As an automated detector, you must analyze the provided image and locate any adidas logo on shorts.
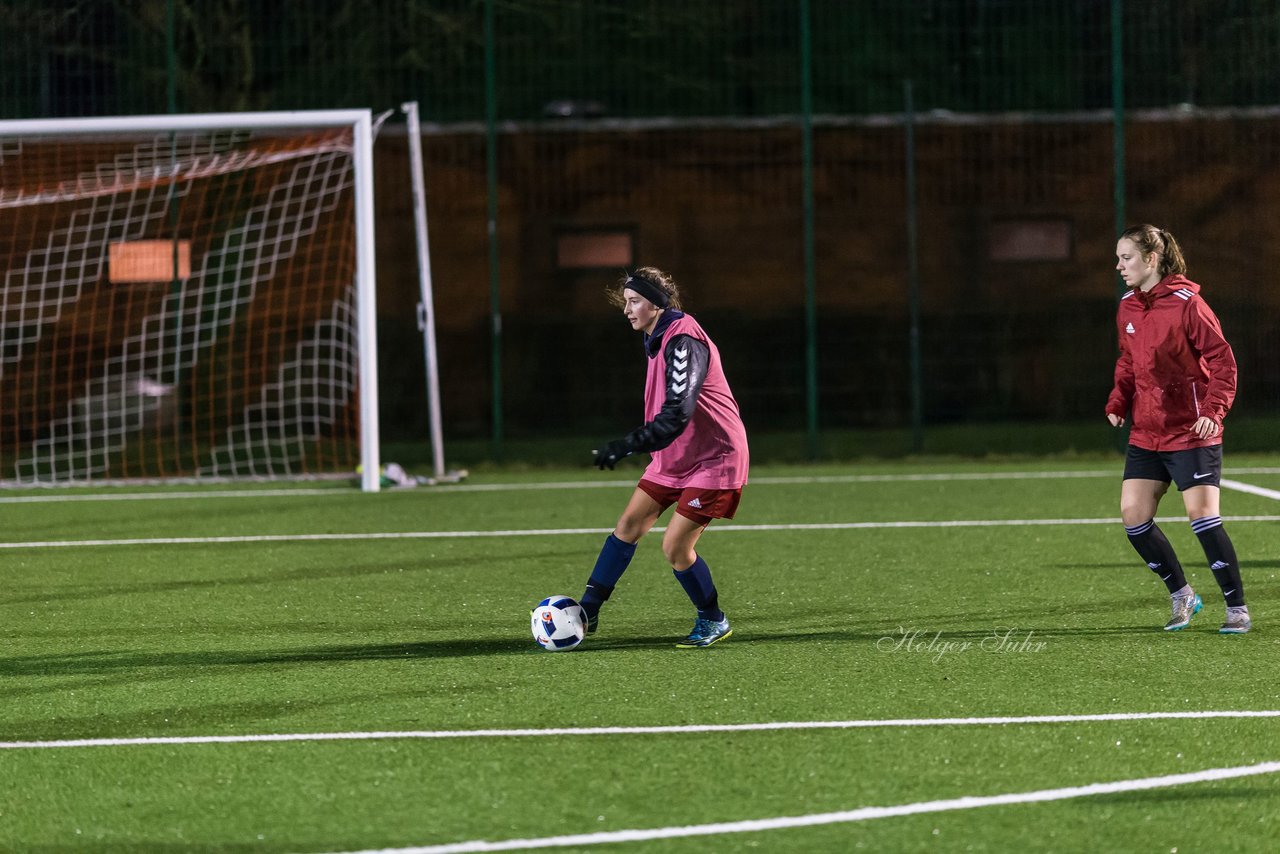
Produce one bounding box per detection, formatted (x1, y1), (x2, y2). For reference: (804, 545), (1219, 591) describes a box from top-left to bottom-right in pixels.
(687, 497), (703, 509)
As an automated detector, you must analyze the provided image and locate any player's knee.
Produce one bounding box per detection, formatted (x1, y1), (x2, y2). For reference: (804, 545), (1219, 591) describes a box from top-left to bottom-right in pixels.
(661, 541), (695, 568)
(613, 517), (648, 543)
(1182, 495), (1218, 521)
(1119, 499), (1151, 527)
(1120, 484), (1166, 526)
(613, 526), (643, 544)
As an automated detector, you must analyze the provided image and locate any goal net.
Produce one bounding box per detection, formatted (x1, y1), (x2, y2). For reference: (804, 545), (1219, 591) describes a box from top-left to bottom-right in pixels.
(0, 110), (382, 490)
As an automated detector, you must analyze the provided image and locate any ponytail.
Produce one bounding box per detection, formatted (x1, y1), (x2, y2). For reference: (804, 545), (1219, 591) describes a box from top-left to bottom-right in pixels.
(1121, 224), (1187, 277)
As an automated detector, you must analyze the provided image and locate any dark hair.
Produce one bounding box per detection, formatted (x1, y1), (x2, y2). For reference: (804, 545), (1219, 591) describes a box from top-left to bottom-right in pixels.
(1120, 224), (1188, 277)
(607, 266), (682, 310)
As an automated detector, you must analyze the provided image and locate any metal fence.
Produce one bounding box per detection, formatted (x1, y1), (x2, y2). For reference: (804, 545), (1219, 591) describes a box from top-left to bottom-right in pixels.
(4, 1), (1280, 458)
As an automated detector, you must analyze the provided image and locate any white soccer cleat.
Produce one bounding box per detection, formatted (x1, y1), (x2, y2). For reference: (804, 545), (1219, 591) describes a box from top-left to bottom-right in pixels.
(1164, 591), (1202, 631)
(1219, 606), (1252, 635)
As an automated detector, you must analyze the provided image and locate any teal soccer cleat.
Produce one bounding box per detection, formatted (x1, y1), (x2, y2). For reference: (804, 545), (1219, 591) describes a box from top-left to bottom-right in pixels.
(676, 616), (732, 648)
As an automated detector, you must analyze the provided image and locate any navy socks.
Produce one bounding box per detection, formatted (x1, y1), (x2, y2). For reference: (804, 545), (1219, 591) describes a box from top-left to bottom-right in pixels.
(580, 534), (637, 617)
(673, 555), (723, 621)
(583, 536), (726, 624)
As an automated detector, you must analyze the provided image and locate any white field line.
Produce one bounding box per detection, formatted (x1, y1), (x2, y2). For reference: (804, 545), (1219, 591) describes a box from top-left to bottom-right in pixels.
(0, 472), (1273, 549)
(6, 516), (1280, 550)
(0, 488), (343, 504)
(321, 760), (1280, 854)
(0, 474), (1080, 504)
(435, 467), (1280, 489)
(1221, 478), (1280, 501)
(1, 467), (1278, 503)
(3, 710), (1279, 751)
(0, 528), (609, 548)
(0, 473), (1112, 503)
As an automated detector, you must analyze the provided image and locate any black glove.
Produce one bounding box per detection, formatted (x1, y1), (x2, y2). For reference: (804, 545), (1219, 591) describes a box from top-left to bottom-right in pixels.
(593, 439), (632, 470)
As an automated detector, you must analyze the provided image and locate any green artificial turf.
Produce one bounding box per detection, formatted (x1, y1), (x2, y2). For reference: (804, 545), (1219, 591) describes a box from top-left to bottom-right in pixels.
(1, 457), (1277, 852)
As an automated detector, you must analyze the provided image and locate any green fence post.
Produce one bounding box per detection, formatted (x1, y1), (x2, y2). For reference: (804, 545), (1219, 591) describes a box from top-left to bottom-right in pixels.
(905, 80), (923, 454)
(1111, 0), (1129, 454)
(485, 0), (504, 462)
(800, 0), (818, 459)
(1111, 0), (1126, 254)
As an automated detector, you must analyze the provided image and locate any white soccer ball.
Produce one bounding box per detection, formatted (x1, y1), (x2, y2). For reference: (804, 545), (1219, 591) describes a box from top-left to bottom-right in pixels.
(531, 595), (587, 651)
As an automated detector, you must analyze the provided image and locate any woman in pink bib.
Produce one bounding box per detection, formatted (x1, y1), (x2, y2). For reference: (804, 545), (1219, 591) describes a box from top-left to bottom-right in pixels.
(582, 267), (749, 648)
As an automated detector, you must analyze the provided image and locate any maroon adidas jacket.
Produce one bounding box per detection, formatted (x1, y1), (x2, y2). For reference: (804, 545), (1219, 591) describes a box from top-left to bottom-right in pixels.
(1105, 275), (1237, 452)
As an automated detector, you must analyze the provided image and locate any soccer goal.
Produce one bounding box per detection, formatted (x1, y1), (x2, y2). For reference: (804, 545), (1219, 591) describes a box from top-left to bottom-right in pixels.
(0, 110), (383, 491)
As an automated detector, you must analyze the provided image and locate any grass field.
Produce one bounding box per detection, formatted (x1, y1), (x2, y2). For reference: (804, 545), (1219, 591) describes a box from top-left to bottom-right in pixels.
(2, 454), (1278, 852)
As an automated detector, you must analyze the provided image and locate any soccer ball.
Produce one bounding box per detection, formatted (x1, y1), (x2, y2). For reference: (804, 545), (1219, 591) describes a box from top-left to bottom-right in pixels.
(531, 595), (587, 651)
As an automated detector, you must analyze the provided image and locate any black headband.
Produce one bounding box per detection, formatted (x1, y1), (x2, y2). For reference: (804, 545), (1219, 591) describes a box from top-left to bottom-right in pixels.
(623, 274), (670, 309)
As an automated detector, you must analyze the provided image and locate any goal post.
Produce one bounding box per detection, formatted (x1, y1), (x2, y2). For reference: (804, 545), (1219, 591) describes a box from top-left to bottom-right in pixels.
(0, 109), (382, 491)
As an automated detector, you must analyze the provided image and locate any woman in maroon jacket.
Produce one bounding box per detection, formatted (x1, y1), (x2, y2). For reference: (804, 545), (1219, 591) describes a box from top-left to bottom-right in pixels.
(1105, 224), (1250, 634)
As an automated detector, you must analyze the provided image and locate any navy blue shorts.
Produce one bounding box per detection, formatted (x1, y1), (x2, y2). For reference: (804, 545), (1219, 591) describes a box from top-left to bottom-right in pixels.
(1123, 444), (1222, 491)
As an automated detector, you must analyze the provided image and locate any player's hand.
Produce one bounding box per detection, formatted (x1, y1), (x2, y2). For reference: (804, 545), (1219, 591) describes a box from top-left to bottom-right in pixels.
(1191, 416), (1221, 439)
(592, 440), (632, 470)
(1106, 413), (1125, 428)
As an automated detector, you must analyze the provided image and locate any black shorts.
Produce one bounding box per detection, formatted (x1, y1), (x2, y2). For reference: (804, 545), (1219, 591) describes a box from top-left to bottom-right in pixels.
(1123, 444), (1222, 491)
